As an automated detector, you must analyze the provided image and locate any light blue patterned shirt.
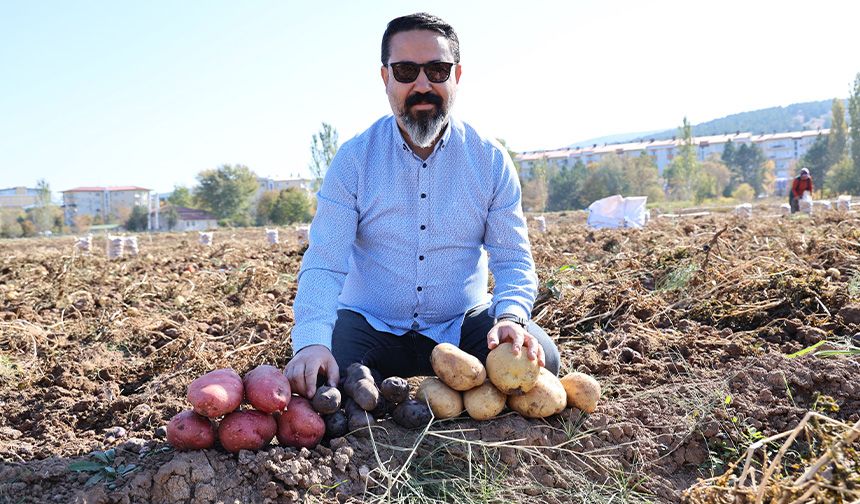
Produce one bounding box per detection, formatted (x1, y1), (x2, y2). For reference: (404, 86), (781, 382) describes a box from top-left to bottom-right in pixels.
(291, 115), (536, 352)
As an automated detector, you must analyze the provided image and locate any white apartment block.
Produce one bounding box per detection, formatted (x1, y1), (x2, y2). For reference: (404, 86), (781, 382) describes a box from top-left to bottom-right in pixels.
(61, 186), (151, 225)
(517, 129), (830, 195)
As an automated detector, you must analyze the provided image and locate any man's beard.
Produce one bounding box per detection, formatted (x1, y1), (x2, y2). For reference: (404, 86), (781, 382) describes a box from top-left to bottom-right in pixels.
(398, 92), (453, 148)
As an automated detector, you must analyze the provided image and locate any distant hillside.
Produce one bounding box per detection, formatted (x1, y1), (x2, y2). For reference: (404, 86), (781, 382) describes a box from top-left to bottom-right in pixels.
(636, 99), (836, 142)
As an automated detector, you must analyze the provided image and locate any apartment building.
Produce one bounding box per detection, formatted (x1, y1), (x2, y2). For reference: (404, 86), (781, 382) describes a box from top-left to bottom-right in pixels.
(256, 176), (314, 200)
(517, 128), (829, 194)
(0, 186), (41, 209)
(61, 186), (151, 225)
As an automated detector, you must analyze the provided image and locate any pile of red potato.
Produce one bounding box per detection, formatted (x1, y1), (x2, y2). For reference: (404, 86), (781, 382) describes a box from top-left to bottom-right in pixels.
(167, 343), (601, 452)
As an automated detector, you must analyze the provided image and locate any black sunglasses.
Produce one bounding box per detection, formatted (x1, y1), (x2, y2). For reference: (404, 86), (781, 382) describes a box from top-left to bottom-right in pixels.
(389, 61), (455, 84)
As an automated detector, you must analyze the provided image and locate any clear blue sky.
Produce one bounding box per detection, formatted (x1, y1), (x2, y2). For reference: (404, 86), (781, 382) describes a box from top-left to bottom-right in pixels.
(2, 0), (858, 197)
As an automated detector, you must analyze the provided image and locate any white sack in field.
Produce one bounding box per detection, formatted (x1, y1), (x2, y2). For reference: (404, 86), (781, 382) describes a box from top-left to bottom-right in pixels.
(586, 195), (648, 229)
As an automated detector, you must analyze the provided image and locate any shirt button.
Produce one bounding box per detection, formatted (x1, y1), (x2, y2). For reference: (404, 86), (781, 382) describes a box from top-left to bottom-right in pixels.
(416, 286), (422, 292)
(419, 255), (424, 260)
(420, 225), (426, 230)
(420, 193), (426, 198)
(413, 312), (418, 317)
(422, 162), (427, 168)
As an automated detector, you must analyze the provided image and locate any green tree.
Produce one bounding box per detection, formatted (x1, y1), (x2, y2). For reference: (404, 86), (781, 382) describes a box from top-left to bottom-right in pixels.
(270, 188), (312, 225)
(255, 190), (278, 226)
(309, 122), (339, 191)
(825, 156), (856, 195)
(125, 205), (149, 231)
(194, 164), (259, 225)
(849, 73), (860, 191)
(721, 140), (738, 195)
(827, 98), (848, 170)
(547, 160), (587, 211)
(31, 179), (53, 233)
(624, 153), (663, 201)
(0, 210), (23, 238)
(732, 183), (755, 202)
(721, 140), (736, 166)
(663, 118), (701, 201)
(799, 135), (828, 191)
(701, 156), (732, 198)
(168, 185), (193, 207)
(164, 207), (179, 231)
(580, 155), (626, 205)
(521, 157), (549, 211)
(730, 143), (766, 195)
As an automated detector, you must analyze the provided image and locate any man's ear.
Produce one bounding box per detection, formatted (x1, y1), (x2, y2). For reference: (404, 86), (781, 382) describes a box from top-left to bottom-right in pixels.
(381, 65), (389, 86)
(454, 64), (462, 84)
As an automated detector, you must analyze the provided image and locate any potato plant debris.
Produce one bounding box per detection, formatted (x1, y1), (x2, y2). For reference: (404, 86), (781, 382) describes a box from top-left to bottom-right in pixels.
(1, 212), (859, 503)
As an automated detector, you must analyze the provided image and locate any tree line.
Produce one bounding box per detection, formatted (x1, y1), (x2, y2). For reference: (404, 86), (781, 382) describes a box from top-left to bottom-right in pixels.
(1, 123), (339, 238)
(518, 72), (860, 211)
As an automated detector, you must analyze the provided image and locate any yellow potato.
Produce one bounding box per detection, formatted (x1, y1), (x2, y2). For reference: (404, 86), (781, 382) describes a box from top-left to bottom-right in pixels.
(430, 343), (487, 391)
(463, 381), (506, 420)
(486, 342), (540, 395)
(417, 377), (463, 419)
(560, 372), (601, 413)
(507, 368), (567, 419)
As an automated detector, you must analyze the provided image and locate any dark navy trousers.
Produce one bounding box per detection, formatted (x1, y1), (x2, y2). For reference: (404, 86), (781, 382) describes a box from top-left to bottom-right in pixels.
(330, 304), (560, 379)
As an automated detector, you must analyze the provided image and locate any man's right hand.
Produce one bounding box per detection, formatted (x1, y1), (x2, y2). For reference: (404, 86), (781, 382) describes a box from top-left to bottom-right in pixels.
(284, 344), (340, 399)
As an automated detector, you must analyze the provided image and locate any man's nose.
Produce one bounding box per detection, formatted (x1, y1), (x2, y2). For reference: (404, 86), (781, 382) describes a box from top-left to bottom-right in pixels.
(413, 68), (433, 91)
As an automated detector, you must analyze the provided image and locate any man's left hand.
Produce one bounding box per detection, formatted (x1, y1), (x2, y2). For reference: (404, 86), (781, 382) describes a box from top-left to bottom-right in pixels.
(487, 320), (545, 367)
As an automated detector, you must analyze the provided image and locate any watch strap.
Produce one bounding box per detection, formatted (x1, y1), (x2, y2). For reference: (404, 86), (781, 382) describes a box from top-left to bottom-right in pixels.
(495, 313), (528, 327)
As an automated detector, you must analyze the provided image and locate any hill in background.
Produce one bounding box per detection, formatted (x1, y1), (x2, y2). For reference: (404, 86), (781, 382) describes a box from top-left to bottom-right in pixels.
(570, 99), (837, 148)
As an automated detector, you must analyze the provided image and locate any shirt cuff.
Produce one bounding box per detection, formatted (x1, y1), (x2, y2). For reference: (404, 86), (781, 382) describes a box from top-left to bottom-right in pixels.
(492, 301), (530, 322)
(289, 323), (332, 354)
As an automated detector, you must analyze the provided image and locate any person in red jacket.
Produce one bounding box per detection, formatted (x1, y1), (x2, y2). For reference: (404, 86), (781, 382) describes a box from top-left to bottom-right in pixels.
(789, 168), (814, 213)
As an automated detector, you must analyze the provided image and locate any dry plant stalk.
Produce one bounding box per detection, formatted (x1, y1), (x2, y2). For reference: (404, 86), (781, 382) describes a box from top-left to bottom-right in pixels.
(683, 411), (860, 503)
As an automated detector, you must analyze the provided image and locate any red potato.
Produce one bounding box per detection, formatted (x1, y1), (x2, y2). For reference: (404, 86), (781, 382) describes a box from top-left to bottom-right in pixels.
(244, 364), (292, 413)
(166, 410), (216, 450)
(217, 410), (277, 453)
(187, 368), (244, 418)
(276, 396), (325, 449)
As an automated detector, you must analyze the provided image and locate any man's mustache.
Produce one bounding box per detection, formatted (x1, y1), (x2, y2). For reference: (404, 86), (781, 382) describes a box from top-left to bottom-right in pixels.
(406, 92), (443, 109)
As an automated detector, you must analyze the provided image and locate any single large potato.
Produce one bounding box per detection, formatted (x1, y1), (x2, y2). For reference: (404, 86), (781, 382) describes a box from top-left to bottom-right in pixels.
(217, 410), (277, 453)
(507, 368), (567, 419)
(187, 368), (244, 418)
(166, 410), (216, 450)
(417, 377), (463, 419)
(560, 372), (601, 413)
(463, 381), (506, 420)
(243, 364), (291, 414)
(277, 396), (325, 449)
(485, 342), (540, 395)
(430, 343), (487, 391)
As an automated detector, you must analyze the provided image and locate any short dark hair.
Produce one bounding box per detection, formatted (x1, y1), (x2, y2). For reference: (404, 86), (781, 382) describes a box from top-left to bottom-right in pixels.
(381, 12), (460, 66)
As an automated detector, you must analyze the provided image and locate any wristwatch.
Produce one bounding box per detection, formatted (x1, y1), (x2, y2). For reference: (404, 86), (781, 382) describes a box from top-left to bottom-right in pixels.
(495, 313), (528, 328)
